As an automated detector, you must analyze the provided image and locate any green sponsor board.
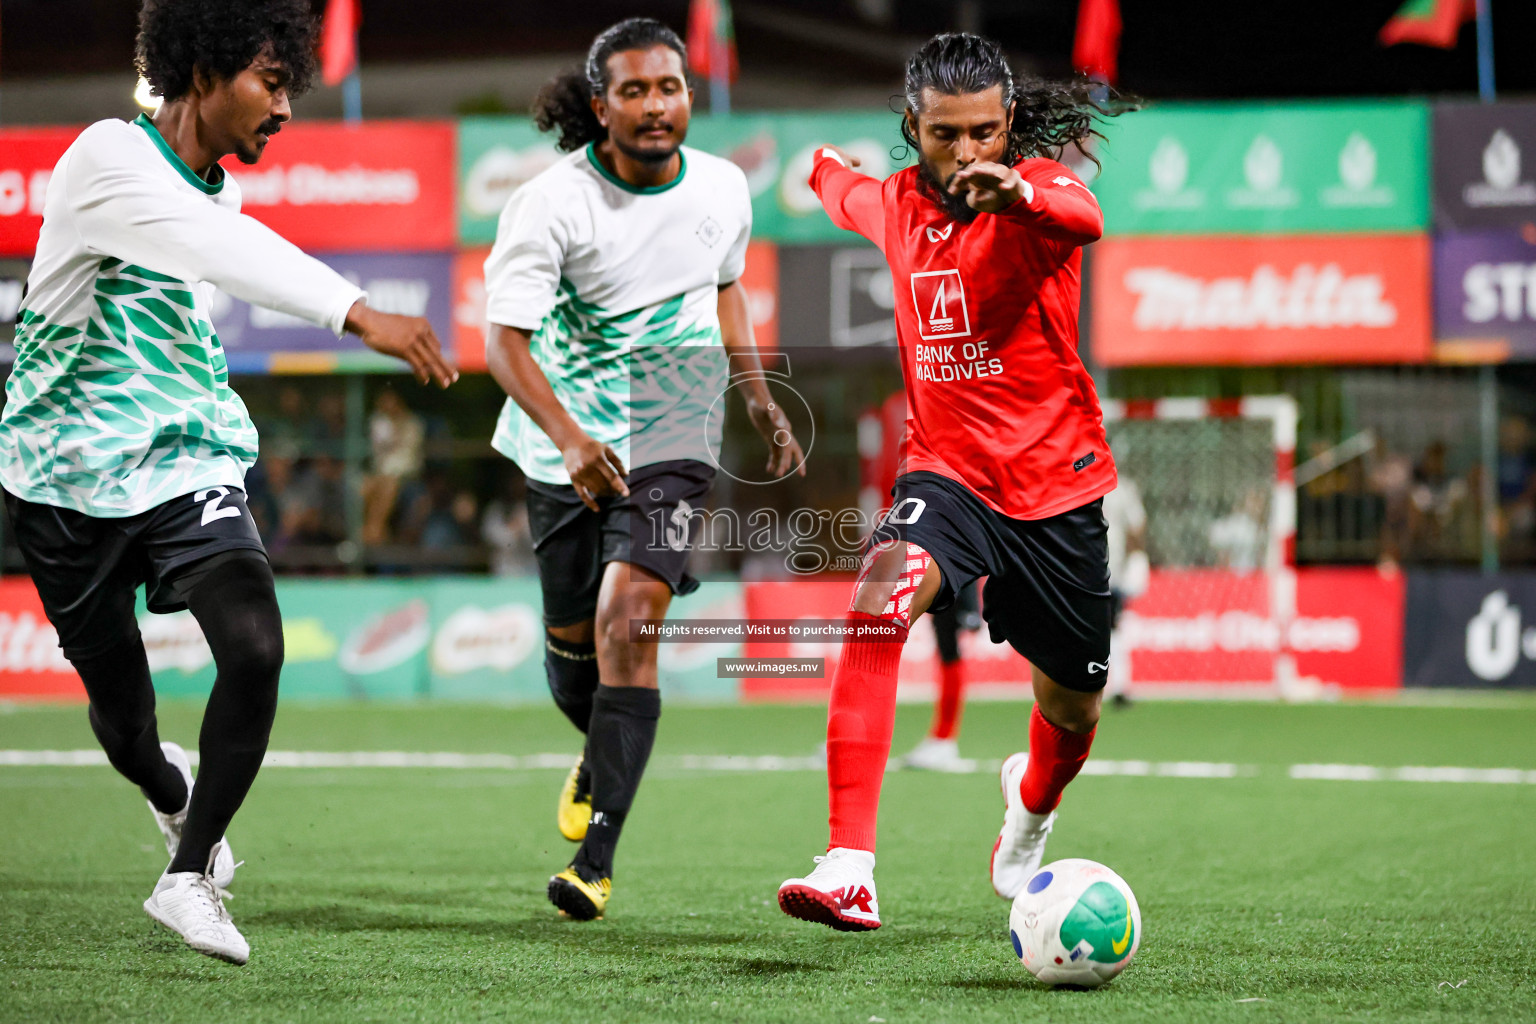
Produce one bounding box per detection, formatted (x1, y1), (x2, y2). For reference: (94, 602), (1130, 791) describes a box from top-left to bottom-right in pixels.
(141, 577), (742, 702)
(458, 112), (909, 246)
(1091, 100), (1429, 235)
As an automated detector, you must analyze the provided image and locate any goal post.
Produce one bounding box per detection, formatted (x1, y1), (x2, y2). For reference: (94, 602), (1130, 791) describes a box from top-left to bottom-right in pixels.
(1100, 396), (1306, 697)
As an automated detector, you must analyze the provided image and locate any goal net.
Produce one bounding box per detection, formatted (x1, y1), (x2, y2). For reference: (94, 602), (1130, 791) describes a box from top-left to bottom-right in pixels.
(1101, 396), (1303, 697)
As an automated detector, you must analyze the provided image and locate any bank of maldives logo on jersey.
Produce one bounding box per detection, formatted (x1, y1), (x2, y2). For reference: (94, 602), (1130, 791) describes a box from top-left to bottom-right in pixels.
(910, 269), (972, 341)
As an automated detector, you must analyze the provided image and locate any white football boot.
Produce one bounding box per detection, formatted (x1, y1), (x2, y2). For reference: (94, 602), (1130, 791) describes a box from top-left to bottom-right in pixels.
(902, 736), (978, 773)
(149, 742), (238, 888)
(990, 751), (1057, 900)
(778, 848), (881, 931)
(143, 841), (249, 965)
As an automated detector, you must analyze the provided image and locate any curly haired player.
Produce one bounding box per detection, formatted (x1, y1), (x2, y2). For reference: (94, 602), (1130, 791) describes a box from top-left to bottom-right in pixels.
(0, 0), (454, 964)
(776, 32), (1133, 931)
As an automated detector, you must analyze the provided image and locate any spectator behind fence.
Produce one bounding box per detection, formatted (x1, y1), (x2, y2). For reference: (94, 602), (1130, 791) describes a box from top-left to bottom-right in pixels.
(1498, 416), (1536, 561)
(482, 482), (536, 576)
(1370, 438), (1413, 569)
(362, 389), (424, 545)
(399, 468), (478, 552)
(1408, 440), (1472, 563)
(283, 454), (350, 547)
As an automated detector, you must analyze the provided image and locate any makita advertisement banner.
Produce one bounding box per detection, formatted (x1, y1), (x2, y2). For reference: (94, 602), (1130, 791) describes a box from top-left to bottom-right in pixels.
(211, 251), (453, 373)
(1404, 572), (1536, 688)
(1091, 234), (1432, 365)
(1092, 100), (1428, 236)
(1431, 101), (1536, 231)
(0, 127), (78, 257)
(1433, 229), (1536, 360)
(228, 121), (456, 252)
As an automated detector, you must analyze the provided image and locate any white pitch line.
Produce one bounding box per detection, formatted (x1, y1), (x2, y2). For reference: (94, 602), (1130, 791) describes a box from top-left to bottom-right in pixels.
(1290, 763), (1536, 784)
(2, 750), (1536, 784)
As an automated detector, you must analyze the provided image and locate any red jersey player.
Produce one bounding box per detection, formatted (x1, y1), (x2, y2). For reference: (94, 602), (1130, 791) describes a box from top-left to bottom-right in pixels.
(777, 32), (1131, 931)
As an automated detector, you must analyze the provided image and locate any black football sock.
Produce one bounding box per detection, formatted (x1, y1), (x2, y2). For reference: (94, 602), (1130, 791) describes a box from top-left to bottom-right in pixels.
(71, 637), (187, 814)
(168, 556), (283, 875)
(545, 632), (599, 734)
(574, 685), (661, 879)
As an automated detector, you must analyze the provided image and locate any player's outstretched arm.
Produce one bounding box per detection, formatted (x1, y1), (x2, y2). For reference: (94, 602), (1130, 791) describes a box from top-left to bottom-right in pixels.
(485, 322), (628, 511)
(344, 302), (457, 389)
(717, 280), (806, 479)
(809, 146), (886, 253)
(69, 128), (362, 336)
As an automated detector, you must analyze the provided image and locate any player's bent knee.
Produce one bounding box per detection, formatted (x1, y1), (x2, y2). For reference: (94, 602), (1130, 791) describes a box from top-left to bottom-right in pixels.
(850, 540), (934, 629)
(1034, 672), (1102, 734)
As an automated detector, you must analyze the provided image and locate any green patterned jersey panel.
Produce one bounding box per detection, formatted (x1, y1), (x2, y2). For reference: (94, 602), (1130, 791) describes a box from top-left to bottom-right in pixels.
(492, 279), (727, 483)
(0, 260), (257, 515)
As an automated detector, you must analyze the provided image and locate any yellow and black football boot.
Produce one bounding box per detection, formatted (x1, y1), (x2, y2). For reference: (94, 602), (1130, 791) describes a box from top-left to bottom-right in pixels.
(557, 753), (592, 842)
(548, 864), (611, 921)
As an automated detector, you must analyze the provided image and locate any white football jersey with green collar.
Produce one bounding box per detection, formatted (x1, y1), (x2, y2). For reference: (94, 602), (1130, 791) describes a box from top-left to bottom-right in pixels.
(0, 115), (364, 517)
(483, 142), (752, 484)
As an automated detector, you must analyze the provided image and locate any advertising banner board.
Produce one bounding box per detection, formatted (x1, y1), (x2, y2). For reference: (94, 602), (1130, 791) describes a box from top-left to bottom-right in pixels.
(1433, 228), (1536, 361)
(1432, 101), (1536, 230)
(457, 113), (907, 246)
(230, 120), (456, 252)
(0, 128), (77, 257)
(213, 251), (453, 373)
(1092, 100), (1429, 235)
(1405, 571), (1536, 688)
(1091, 234), (1432, 365)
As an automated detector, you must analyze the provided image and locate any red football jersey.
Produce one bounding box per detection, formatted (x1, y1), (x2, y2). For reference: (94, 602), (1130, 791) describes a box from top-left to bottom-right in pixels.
(811, 149), (1116, 520)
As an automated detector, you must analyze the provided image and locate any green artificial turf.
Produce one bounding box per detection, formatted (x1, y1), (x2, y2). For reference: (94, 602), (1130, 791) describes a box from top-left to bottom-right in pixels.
(1, 698), (1533, 1023)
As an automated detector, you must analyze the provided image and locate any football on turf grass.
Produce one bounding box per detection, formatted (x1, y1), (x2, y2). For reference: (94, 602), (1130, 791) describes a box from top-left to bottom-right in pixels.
(1009, 858), (1140, 987)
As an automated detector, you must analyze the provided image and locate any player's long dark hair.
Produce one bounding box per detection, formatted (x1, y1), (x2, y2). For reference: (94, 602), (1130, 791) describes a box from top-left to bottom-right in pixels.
(532, 17), (688, 153)
(900, 33), (1136, 168)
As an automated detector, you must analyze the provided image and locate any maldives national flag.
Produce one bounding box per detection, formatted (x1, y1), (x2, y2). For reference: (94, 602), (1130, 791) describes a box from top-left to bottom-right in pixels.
(320, 0), (361, 86)
(1073, 0), (1122, 84)
(687, 0), (738, 83)
(1379, 0), (1475, 48)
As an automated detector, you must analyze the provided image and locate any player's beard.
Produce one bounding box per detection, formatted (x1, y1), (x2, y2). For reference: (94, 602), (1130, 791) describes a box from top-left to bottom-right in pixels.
(916, 156), (980, 223)
(612, 126), (683, 167)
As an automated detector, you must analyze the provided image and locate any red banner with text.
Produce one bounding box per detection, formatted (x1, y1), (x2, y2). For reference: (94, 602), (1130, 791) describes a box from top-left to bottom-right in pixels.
(0, 128), (79, 257)
(1091, 234), (1432, 365)
(228, 120), (456, 251)
(0, 577), (83, 700)
(740, 567), (1404, 700)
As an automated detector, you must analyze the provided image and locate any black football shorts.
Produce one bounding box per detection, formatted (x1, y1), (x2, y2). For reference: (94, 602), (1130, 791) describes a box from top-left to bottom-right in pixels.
(524, 459), (717, 628)
(870, 471), (1113, 692)
(4, 486), (268, 659)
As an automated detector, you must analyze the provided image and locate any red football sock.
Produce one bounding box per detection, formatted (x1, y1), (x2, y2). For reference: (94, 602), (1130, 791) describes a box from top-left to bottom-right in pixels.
(826, 612), (907, 852)
(1018, 703), (1095, 815)
(928, 658), (966, 741)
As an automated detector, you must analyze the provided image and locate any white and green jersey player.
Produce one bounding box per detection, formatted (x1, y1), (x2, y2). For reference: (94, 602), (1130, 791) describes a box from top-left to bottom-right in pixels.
(8, 0), (454, 969)
(0, 115), (366, 515)
(485, 20), (804, 924)
(484, 141), (753, 485)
